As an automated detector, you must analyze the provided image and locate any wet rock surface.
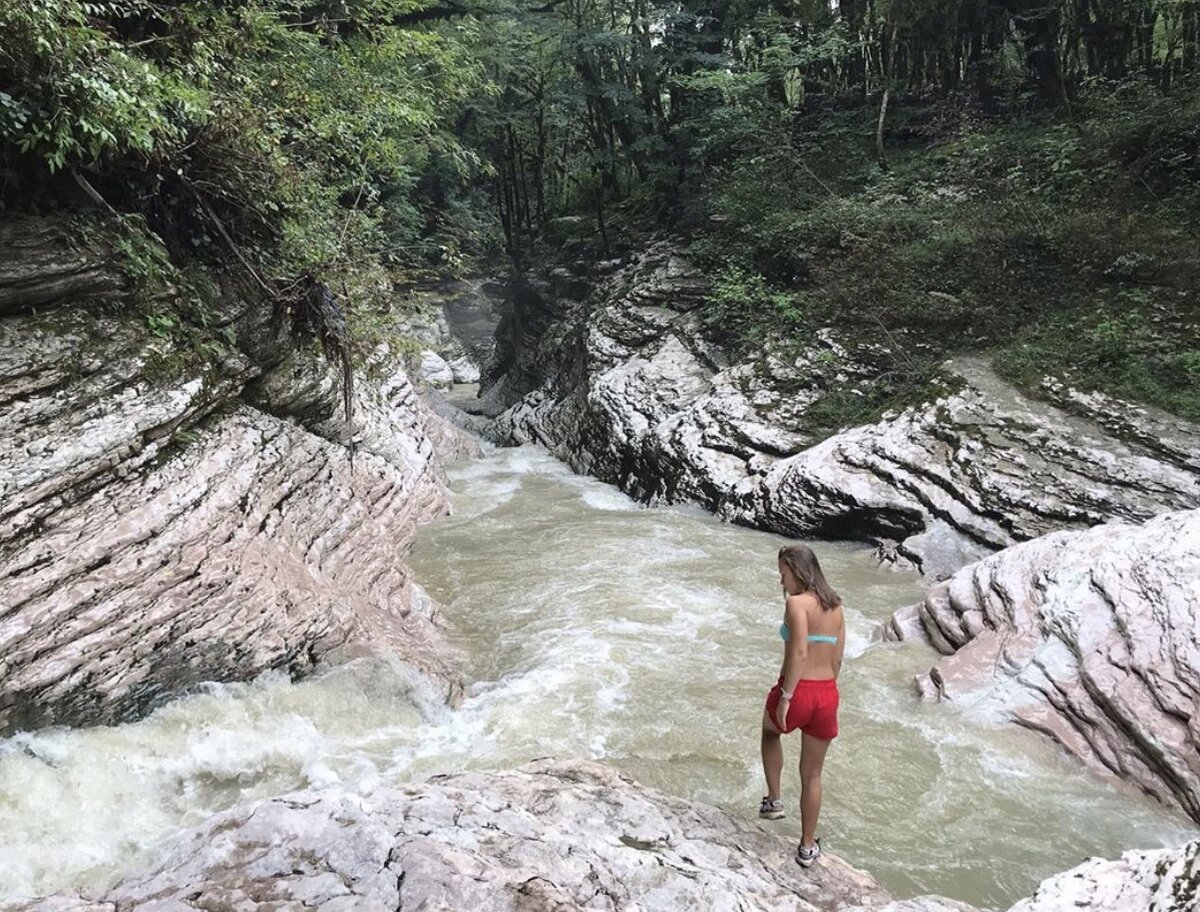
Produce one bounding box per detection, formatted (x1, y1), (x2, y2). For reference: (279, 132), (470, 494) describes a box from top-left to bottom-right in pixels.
(885, 509), (1200, 823)
(484, 244), (1200, 580)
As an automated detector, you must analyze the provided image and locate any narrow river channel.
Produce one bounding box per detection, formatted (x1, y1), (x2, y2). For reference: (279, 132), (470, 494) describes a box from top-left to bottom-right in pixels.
(0, 446), (1193, 909)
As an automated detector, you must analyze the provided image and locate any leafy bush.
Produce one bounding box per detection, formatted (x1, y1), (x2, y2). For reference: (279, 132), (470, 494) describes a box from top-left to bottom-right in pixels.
(0, 1), (495, 310)
(685, 74), (1200, 427)
(0, 0), (200, 171)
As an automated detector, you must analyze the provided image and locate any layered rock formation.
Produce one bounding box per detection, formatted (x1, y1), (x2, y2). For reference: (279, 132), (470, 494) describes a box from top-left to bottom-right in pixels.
(0, 219), (126, 313)
(394, 278), (504, 388)
(18, 758), (1196, 912)
(485, 244), (1200, 580)
(885, 509), (1200, 822)
(0, 218), (477, 733)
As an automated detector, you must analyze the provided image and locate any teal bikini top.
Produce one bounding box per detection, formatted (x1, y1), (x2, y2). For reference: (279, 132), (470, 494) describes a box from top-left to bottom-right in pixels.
(779, 623), (838, 645)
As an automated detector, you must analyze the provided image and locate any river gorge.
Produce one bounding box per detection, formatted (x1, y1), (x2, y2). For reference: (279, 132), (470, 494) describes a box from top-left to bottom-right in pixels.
(2, 224), (1199, 912)
(2, 445), (1196, 910)
(6, 4), (1200, 909)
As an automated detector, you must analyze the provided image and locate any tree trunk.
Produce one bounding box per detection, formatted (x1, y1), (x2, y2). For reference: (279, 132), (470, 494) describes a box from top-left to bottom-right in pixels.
(876, 7), (898, 170)
(1184, 3), (1199, 72)
(534, 87), (548, 225)
(594, 174), (610, 256)
(1016, 6), (1068, 107)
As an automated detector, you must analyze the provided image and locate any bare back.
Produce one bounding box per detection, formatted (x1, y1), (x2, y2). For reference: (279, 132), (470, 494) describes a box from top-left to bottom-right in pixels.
(782, 592), (846, 681)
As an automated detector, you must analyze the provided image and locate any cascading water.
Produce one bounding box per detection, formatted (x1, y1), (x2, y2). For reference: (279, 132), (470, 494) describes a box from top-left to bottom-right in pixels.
(0, 446), (1193, 909)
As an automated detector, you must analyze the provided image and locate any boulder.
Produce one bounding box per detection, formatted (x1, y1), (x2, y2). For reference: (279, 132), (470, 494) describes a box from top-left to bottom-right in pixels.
(448, 355), (481, 384)
(393, 280), (497, 395)
(727, 357), (1200, 577)
(884, 509), (1200, 823)
(419, 349), (456, 386)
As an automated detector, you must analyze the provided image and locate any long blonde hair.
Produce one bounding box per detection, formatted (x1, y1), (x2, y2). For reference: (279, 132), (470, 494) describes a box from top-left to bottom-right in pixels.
(778, 544), (841, 611)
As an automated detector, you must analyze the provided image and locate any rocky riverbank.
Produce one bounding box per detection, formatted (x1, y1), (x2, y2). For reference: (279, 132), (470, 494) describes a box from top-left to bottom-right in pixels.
(0, 218), (477, 733)
(483, 243), (1200, 581)
(885, 508), (1200, 823)
(13, 759), (1197, 912)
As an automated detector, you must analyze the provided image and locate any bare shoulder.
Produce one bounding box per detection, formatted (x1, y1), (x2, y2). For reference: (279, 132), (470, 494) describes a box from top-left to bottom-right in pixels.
(785, 592), (820, 612)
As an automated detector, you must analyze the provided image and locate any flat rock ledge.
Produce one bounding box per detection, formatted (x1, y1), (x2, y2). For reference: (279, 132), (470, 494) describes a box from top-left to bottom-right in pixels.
(14, 759), (955, 912)
(14, 759), (1196, 912)
(484, 244), (1200, 580)
(885, 509), (1200, 824)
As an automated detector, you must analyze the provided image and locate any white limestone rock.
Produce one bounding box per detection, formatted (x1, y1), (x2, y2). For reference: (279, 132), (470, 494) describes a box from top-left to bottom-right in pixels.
(1008, 840), (1200, 912)
(0, 308), (473, 732)
(883, 509), (1200, 823)
(484, 244), (1199, 581)
(419, 349), (455, 386)
(448, 355), (481, 384)
(17, 759), (903, 912)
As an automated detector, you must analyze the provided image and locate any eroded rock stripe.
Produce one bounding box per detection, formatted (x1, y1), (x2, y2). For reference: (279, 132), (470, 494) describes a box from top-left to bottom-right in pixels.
(886, 509), (1200, 823)
(1, 276), (478, 733)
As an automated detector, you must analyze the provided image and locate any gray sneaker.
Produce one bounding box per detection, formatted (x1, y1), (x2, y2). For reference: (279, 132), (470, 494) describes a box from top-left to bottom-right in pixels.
(795, 838), (821, 867)
(758, 797), (786, 819)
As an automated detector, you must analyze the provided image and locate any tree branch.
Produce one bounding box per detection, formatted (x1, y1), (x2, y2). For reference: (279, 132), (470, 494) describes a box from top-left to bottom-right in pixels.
(178, 175), (276, 299)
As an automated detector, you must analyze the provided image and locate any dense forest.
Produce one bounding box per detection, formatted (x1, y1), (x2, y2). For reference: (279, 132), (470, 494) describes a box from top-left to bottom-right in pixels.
(2, 0), (1198, 425)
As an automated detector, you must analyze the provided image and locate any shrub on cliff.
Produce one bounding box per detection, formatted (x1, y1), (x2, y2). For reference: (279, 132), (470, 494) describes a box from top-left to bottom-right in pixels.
(0, 1), (494, 314)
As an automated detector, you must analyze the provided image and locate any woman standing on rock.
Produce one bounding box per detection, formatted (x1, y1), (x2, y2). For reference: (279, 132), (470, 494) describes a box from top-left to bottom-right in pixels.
(759, 543), (846, 868)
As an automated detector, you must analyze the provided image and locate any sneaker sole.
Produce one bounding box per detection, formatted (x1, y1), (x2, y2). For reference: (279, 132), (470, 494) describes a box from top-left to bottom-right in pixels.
(758, 810), (786, 820)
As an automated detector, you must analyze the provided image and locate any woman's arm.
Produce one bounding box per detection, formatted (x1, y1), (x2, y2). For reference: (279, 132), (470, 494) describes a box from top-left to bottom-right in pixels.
(833, 613), (846, 679)
(774, 596), (809, 729)
(780, 595), (809, 694)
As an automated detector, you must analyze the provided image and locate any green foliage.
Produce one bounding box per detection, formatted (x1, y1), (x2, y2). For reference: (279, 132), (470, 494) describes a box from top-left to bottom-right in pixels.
(0, 0), (200, 171)
(997, 297), (1200, 421)
(687, 74), (1200, 426)
(4, 0), (1199, 430)
(108, 219), (178, 297)
(1, 0), (495, 303)
(703, 266), (804, 346)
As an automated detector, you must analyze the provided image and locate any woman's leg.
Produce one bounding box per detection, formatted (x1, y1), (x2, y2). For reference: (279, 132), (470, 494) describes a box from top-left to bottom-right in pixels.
(761, 710), (783, 800)
(799, 732), (831, 847)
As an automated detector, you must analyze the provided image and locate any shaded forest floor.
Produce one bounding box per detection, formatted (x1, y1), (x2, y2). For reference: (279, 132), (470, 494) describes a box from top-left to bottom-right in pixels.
(679, 80), (1200, 434)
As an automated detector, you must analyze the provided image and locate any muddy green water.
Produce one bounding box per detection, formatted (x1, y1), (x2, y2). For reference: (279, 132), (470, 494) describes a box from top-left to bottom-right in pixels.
(0, 446), (1193, 908)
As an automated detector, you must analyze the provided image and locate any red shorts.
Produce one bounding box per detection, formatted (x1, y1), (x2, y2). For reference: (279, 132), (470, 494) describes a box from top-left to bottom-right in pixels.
(764, 678), (839, 740)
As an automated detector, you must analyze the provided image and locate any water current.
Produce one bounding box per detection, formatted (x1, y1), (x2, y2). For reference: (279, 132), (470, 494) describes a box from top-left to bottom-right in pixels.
(0, 446), (1193, 909)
